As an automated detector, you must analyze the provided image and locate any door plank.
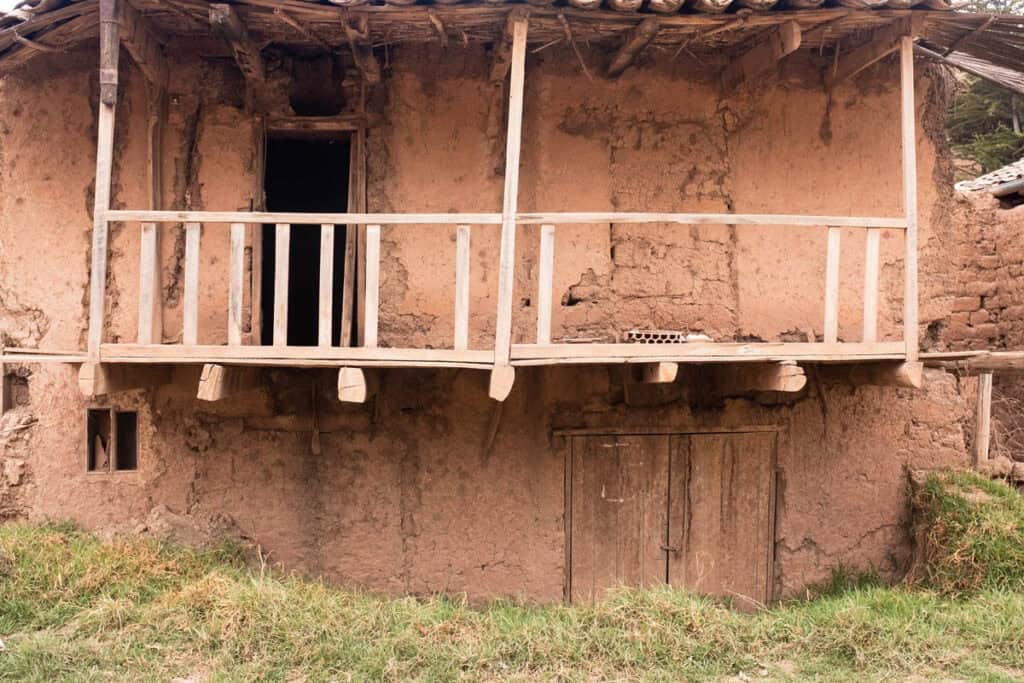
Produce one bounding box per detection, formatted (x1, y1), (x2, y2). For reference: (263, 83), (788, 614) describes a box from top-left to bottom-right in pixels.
(668, 432), (775, 609)
(570, 435), (669, 602)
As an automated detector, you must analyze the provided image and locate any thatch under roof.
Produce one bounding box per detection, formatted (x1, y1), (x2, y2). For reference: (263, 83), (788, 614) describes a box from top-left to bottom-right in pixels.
(0, 0), (1022, 89)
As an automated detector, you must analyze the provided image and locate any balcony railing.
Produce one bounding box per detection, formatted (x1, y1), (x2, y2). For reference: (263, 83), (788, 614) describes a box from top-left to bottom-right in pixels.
(95, 209), (912, 369)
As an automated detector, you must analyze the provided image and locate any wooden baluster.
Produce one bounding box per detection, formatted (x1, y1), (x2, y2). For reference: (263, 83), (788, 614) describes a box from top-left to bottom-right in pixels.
(454, 225), (470, 351)
(862, 228), (880, 343)
(273, 223), (290, 347)
(228, 223), (245, 346)
(536, 224), (555, 345)
(319, 224), (335, 347)
(823, 226), (841, 344)
(183, 222), (201, 345)
(137, 222), (161, 344)
(364, 224), (381, 349)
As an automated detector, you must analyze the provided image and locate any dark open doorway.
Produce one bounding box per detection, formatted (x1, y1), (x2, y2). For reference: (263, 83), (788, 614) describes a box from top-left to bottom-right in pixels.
(262, 137), (351, 346)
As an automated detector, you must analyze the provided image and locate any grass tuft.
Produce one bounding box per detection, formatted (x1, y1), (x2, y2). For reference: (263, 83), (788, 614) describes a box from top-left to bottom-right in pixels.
(909, 469), (1024, 596)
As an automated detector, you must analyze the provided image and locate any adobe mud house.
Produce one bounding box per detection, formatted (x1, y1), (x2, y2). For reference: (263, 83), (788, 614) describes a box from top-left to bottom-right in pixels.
(0, 0), (1022, 605)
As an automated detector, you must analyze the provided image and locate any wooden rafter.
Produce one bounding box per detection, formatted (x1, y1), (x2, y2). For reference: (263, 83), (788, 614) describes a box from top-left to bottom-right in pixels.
(119, 0), (167, 88)
(607, 17), (660, 78)
(489, 7), (529, 84)
(825, 16), (919, 88)
(343, 15), (381, 85)
(209, 3), (265, 86)
(720, 20), (800, 92)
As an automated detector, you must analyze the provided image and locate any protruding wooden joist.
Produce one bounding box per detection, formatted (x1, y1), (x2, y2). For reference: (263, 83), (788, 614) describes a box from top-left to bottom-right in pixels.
(712, 361), (807, 393)
(78, 362), (173, 398)
(606, 17), (660, 78)
(818, 361), (924, 388)
(119, 0), (168, 89)
(489, 365), (516, 402)
(209, 3), (265, 87)
(721, 20), (800, 93)
(337, 366), (378, 403)
(825, 16), (918, 88)
(343, 15), (381, 85)
(197, 364), (263, 402)
(633, 362), (679, 384)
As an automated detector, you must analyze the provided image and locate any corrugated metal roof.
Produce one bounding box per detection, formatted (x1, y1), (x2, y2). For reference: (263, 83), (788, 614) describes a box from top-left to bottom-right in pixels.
(957, 158), (1024, 192)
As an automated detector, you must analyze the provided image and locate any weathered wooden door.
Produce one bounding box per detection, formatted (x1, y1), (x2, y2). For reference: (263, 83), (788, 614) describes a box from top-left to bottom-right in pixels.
(667, 432), (776, 609)
(569, 435), (670, 602)
(568, 432), (775, 606)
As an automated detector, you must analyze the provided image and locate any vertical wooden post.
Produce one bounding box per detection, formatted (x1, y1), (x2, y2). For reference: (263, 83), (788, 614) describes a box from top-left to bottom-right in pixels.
(536, 224), (555, 344)
(364, 224), (381, 349)
(823, 226), (841, 344)
(137, 222), (160, 344)
(249, 115), (266, 344)
(273, 223), (290, 347)
(862, 228), (880, 343)
(900, 35), (919, 362)
(228, 223), (245, 346)
(182, 222), (201, 345)
(493, 15), (529, 365)
(345, 126), (366, 348)
(87, 0), (121, 358)
(454, 224), (471, 351)
(975, 371), (993, 468)
(138, 84), (165, 345)
(319, 224), (335, 347)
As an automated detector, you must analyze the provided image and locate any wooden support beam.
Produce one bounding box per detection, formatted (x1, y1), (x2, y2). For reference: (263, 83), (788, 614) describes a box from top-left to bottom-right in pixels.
(183, 222), (201, 345)
(825, 17), (914, 88)
(273, 223), (290, 347)
(119, 0), (168, 89)
(637, 362), (679, 384)
(536, 224), (555, 344)
(823, 226), (840, 344)
(900, 34), (919, 363)
(209, 3), (265, 86)
(818, 361), (923, 388)
(78, 362), (173, 398)
(607, 17), (660, 78)
(721, 20), (800, 92)
(862, 228), (880, 343)
(343, 16), (381, 85)
(197, 364), (263, 402)
(319, 224), (335, 347)
(711, 362), (807, 393)
(490, 8), (530, 83)
(87, 0), (121, 358)
(974, 371), (993, 467)
(493, 14), (528, 368)
(364, 224), (381, 349)
(489, 364), (516, 402)
(228, 223), (245, 346)
(337, 366), (378, 403)
(454, 225), (470, 351)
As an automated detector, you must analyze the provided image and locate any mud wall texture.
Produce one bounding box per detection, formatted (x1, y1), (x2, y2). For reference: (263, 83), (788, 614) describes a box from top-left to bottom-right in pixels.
(934, 194), (1024, 351)
(0, 42), (985, 600)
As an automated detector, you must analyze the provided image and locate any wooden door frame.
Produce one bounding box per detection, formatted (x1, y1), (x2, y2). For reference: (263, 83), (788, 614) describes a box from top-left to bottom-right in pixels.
(253, 122), (364, 346)
(560, 426), (781, 604)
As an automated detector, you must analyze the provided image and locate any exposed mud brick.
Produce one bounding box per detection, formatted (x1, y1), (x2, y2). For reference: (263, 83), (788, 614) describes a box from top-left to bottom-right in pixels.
(952, 297), (981, 312)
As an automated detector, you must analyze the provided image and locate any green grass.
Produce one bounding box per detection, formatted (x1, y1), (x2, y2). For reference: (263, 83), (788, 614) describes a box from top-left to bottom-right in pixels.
(1, 470), (1024, 681)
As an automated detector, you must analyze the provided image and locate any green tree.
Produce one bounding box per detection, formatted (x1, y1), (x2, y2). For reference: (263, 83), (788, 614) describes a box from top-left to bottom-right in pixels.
(948, 78), (1023, 174)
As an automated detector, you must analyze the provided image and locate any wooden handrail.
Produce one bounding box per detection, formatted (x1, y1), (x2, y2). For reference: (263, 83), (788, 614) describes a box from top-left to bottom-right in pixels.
(105, 209), (906, 229)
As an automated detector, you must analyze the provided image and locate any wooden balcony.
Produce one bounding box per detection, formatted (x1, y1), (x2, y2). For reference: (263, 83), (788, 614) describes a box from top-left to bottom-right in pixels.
(41, 207), (925, 401)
